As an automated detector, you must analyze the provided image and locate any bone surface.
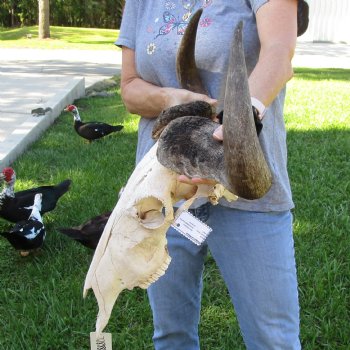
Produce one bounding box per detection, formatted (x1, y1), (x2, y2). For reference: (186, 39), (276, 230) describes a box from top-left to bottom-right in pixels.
(84, 143), (235, 335)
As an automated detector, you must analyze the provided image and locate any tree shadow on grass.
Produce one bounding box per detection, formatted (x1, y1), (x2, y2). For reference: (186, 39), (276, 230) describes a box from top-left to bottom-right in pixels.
(0, 26), (38, 40)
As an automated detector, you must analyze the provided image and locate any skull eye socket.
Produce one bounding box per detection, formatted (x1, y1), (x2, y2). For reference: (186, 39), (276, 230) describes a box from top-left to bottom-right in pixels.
(135, 197), (165, 229)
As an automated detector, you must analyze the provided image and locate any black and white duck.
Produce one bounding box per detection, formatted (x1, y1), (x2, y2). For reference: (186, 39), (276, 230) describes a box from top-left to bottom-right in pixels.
(0, 193), (46, 256)
(64, 104), (123, 142)
(0, 167), (71, 223)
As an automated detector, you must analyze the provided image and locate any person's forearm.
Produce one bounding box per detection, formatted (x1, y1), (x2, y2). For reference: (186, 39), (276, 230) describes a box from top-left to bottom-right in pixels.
(121, 75), (216, 119)
(121, 77), (172, 118)
(248, 43), (294, 108)
(120, 47), (216, 119)
(249, 0), (297, 109)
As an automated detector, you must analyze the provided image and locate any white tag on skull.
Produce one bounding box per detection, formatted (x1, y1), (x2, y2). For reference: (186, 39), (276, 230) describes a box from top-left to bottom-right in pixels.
(172, 210), (212, 245)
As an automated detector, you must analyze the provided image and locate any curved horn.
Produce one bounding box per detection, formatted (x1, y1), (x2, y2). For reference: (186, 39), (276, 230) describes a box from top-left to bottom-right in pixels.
(176, 9), (208, 95)
(223, 22), (272, 199)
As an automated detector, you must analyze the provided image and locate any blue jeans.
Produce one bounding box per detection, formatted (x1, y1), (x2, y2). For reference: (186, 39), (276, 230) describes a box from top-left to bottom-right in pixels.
(147, 203), (300, 349)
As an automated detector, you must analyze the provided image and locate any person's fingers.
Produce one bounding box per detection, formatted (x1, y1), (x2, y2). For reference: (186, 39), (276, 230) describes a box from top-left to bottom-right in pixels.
(178, 175), (216, 185)
(213, 125), (223, 140)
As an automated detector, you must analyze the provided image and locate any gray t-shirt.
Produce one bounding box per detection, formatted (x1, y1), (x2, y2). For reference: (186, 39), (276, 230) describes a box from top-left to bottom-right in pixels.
(116, 0), (294, 212)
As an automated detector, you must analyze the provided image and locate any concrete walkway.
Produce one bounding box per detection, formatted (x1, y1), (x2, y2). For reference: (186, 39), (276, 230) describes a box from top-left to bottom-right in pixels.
(0, 42), (349, 171)
(0, 48), (122, 170)
(293, 41), (350, 69)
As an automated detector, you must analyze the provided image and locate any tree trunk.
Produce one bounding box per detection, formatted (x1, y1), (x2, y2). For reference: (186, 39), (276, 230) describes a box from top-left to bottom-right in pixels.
(11, 8), (15, 27)
(38, 0), (50, 39)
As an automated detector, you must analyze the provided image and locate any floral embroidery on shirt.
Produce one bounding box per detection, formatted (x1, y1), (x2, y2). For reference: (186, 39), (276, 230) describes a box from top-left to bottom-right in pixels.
(165, 1), (176, 10)
(200, 16), (212, 27)
(202, 0), (212, 8)
(155, 11), (188, 38)
(145, 0), (213, 55)
(147, 42), (157, 55)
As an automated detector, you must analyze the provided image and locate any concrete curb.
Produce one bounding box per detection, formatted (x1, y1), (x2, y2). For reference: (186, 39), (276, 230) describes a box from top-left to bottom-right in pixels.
(0, 75), (85, 170)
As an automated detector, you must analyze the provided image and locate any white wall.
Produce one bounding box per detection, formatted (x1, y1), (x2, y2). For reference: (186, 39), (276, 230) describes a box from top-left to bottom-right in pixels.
(299, 0), (350, 43)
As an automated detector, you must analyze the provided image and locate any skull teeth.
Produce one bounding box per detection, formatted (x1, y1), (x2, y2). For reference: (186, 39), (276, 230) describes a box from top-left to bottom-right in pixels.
(139, 255), (172, 289)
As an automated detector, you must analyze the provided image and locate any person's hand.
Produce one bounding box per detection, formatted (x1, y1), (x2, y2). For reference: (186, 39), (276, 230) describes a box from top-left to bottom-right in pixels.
(178, 175), (217, 186)
(212, 106), (263, 139)
(163, 87), (217, 110)
(213, 125), (223, 141)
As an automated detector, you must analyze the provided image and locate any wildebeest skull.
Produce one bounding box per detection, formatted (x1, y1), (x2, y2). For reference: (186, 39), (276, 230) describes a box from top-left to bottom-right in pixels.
(84, 5), (309, 336)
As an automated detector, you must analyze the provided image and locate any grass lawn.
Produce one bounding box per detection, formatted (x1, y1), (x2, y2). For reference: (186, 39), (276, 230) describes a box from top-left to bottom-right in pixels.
(0, 26), (119, 50)
(0, 68), (349, 349)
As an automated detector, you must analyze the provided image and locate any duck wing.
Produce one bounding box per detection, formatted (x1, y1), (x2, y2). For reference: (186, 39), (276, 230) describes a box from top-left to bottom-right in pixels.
(77, 122), (123, 140)
(1, 218), (46, 251)
(15, 179), (71, 214)
(0, 193), (36, 222)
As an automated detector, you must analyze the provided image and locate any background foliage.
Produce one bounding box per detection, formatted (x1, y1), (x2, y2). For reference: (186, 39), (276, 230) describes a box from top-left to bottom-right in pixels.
(0, 0), (125, 28)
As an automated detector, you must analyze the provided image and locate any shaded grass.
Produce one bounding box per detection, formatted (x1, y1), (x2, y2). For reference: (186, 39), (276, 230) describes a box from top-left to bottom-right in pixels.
(0, 26), (119, 50)
(0, 68), (349, 349)
(286, 68), (350, 350)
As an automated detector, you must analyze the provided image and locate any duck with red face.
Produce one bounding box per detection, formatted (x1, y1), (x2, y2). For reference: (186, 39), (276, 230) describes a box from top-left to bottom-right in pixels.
(0, 167), (71, 223)
(64, 104), (124, 142)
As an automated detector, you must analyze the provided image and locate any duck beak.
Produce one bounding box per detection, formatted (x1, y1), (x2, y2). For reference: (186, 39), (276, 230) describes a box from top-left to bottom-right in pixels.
(176, 10), (272, 199)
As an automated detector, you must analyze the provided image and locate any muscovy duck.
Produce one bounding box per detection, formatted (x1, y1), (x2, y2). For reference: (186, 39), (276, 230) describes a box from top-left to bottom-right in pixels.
(0, 193), (46, 256)
(64, 105), (123, 142)
(58, 211), (111, 249)
(0, 167), (71, 223)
